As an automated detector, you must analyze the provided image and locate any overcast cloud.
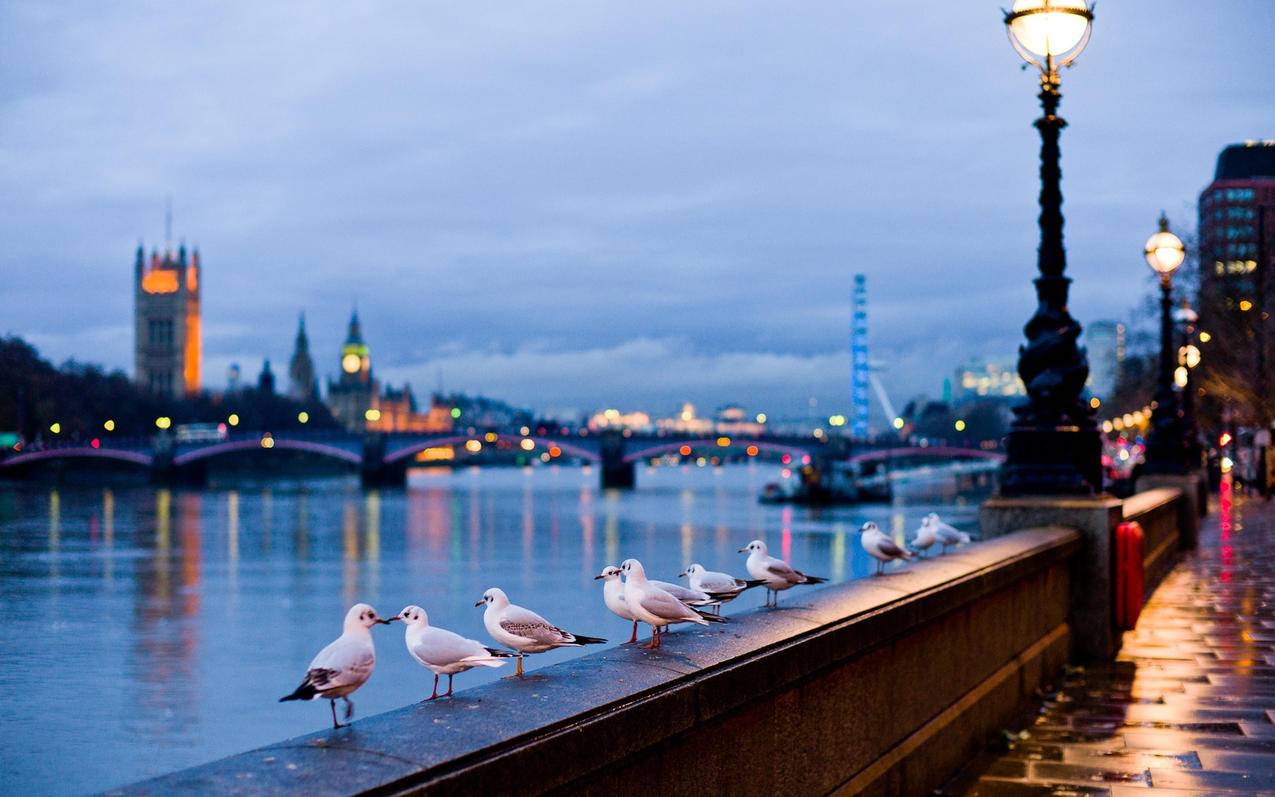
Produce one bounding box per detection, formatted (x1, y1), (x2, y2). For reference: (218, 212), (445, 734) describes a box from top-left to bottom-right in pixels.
(2, 1), (1272, 422)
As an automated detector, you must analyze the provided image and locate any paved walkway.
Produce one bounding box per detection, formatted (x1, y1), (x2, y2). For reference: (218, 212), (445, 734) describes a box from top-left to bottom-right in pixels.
(943, 487), (1275, 796)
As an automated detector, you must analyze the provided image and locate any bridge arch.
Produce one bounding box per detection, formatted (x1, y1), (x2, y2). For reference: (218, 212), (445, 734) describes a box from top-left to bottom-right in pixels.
(382, 434), (602, 465)
(172, 438), (363, 467)
(0, 447), (154, 469)
(621, 438), (811, 465)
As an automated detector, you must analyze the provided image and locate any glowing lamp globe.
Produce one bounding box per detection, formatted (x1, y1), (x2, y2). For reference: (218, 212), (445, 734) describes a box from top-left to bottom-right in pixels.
(1005, 0), (1094, 71)
(1145, 214), (1185, 278)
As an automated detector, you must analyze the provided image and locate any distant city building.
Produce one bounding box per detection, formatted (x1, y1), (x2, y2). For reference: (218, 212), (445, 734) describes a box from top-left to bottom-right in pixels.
(588, 409), (653, 432)
(1086, 321), (1125, 400)
(655, 403), (714, 435)
(953, 360), (1025, 400)
(257, 359), (275, 395)
(439, 393), (533, 430)
(287, 313), (319, 402)
(714, 405), (765, 436)
(1198, 141), (1275, 392)
(324, 310), (452, 433)
(134, 242), (201, 396)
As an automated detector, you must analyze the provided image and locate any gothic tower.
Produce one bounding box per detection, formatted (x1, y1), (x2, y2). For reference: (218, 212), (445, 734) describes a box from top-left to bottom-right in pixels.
(287, 312), (319, 401)
(134, 240), (201, 397)
(326, 309), (377, 431)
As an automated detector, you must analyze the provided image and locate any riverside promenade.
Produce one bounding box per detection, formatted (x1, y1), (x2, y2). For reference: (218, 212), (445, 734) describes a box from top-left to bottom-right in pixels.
(944, 487), (1275, 795)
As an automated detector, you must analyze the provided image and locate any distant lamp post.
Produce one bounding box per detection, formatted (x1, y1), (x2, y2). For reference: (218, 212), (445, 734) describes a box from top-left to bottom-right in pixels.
(1175, 303), (1204, 468)
(999, 0), (1101, 495)
(1143, 213), (1191, 474)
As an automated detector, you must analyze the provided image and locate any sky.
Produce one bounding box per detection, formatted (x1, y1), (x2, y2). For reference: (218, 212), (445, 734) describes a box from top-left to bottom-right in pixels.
(2, 1), (1272, 422)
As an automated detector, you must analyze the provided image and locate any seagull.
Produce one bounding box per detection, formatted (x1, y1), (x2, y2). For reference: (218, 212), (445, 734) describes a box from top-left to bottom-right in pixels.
(392, 605), (512, 700)
(909, 516), (938, 557)
(477, 587), (606, 677)
(928, 512), (971, 553)
(739, 539), (828, 607)
(679, 564), (768, 614)
(279, 603), (391, 728)
(595, 565), (640, 643)
(860, 522), (914, 575)
(620, 559), (726, 648)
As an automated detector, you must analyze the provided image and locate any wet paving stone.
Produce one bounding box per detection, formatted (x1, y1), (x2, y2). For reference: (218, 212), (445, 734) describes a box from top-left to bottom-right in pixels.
(941, 496), (1275, 797)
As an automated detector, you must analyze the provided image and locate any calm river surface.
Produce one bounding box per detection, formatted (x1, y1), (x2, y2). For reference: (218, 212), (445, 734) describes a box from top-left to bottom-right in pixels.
(0, 464), (985, 795)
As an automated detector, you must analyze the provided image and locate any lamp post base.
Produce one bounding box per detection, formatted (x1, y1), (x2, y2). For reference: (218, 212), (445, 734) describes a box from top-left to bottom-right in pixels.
(1000, 426), (1103, 496)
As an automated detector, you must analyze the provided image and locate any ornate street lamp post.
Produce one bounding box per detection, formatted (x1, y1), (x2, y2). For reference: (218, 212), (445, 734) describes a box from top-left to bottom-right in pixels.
(1000, 0), (1101, 495)
(1143, 213), (1190, 474)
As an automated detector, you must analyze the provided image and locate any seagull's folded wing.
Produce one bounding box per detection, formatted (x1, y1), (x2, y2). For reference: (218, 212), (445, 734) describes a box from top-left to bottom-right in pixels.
(639, 587), (700, 622)
(308, 638), (374, 691)
(876, 537), (908, 557)
(415, 628), (489, 667)
(500, 605), (570, 644)
(765, 559), (802, 584)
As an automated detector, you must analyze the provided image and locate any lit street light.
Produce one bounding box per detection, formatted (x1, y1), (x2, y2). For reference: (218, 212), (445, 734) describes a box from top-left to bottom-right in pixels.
(1000, 0), (1101, 495)
(1143, 213), (1191, 474)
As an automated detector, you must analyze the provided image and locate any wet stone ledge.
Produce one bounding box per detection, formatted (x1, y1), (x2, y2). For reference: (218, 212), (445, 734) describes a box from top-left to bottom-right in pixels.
(107, 527), (1080, 797)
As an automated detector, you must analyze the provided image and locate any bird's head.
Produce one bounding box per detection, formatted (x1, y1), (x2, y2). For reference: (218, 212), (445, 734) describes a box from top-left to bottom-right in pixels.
(476, 588), (508, 608)
(679, 563), (704, 578)
(859, 521), (879, 535)
(739, 540), (767, 554)
(619, 558), (646, 579)
(395, 605), (427, 626)
(594, 565), (622, 581)
(345, 603), (391, 630)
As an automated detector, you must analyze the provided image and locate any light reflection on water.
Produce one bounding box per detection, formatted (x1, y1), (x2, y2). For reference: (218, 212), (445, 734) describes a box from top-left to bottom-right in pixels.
(0, 464), (985, 796)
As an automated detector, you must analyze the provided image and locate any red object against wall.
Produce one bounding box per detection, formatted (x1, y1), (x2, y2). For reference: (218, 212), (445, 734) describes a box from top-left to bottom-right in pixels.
(1115, 521), (1145, 630)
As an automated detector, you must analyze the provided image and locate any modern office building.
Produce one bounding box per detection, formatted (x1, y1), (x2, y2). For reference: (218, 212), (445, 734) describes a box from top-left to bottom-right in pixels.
(134, 242), (201, 397)
(1197, 141), (1275, 417)
(1086, 320), (1125, 401)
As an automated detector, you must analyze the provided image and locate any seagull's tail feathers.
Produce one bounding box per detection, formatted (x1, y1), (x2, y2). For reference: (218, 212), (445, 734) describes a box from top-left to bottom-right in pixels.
(694, 610), (728, 624)
(484, 646), (516, 658)
(704, 590), (737, 602)
(279, 682), (317, 702)
(464, 655), (509, 668)
(801, 574), (829, 584)
(569, 633), (608, 645)
(742, 579), (770, 590)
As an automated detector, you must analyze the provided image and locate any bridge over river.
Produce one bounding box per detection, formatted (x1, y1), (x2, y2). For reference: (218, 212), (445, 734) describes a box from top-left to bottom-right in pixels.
(0, 428), (1001, 489)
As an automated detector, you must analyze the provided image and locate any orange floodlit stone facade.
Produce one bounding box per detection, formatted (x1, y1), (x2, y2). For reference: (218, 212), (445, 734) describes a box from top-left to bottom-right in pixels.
(134, 243), (201, 396)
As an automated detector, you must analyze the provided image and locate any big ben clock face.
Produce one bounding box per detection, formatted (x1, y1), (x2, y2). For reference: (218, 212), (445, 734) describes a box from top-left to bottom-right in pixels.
(342, 353), (361, 374)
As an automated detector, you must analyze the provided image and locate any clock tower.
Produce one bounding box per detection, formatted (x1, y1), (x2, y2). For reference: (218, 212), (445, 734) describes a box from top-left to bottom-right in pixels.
(326, 309), (378, 431)
(339, 309), (371, 384)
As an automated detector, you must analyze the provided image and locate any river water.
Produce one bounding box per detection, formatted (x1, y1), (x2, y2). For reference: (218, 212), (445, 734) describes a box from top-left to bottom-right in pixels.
(0, 464), (986, 795)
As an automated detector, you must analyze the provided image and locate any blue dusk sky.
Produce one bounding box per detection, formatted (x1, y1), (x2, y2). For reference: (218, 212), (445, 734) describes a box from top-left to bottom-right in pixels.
(2, 2), (1272, 419)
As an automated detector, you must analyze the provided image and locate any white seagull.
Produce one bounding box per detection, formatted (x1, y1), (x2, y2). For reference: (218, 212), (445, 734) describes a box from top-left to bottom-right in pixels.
(679, 563), (767, 614)
(739, 539), (827, 607)
(279, 603), (391, 728)
(392, 605), (512, 700)
(595, 565), (641, 644)
(909, 516), (938, 557)
(860, 522), (914, 575)
(620, 559), (726, 648)
(928, 512), (971, 553)
(477, 587), (606, 677)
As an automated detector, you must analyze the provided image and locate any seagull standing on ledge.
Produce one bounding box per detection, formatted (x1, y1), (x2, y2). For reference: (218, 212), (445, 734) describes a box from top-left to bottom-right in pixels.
(393, 605), (512, 700)
(679, 564), (768, 614)
(860, 522), (914, 575)
(478, 587), (606, 677)
(739, 540), (828, 607)
(929, 512), (972, 553)
(595, 565), (640, 643)
(910, 516), (938, 557)
(620, 558), (726, 649)
(279, 603), (391, 729)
